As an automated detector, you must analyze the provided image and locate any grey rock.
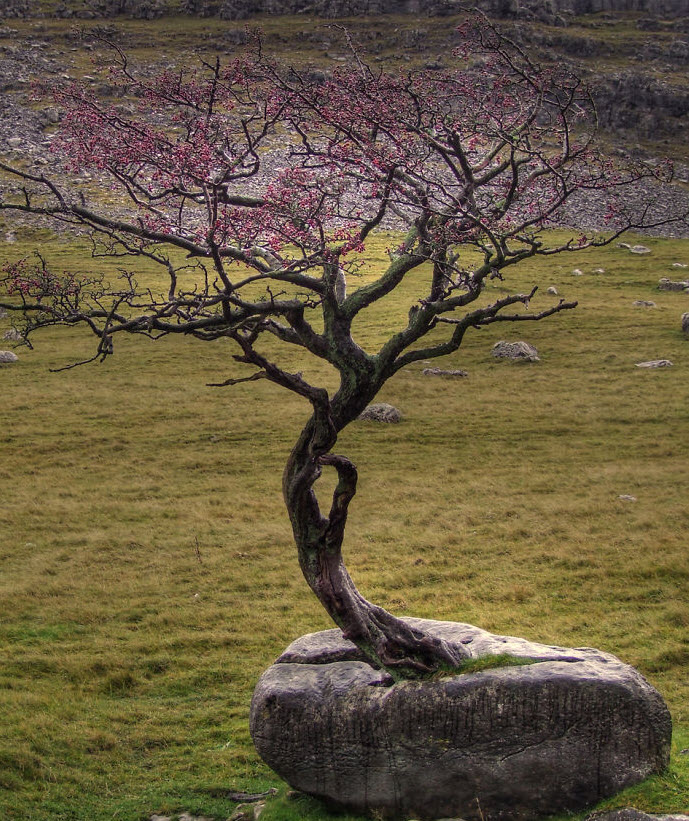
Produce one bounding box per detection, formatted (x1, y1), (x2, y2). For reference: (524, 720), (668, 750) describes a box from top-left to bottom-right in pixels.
(633, 300), (657, 307)
(251, 619), (671, 821)
(492, 340), (540, 362)
(0, 350), (18, 362)
(681, 312), (689, 335)
(3, 328), (22, 341)
(0, 307), (7, 319)
(636, 359), (673, 368)
(422, 367), (469, 378)
(672, 262), (688, 268)
(630, 245), (652, 254)
(358, 402), (402, 423)
(547, 286), (559, 295)
(658, 278), (689, 292)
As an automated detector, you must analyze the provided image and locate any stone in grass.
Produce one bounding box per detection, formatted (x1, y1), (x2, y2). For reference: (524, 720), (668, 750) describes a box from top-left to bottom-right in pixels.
(358, 402), (402, 423)
(633, 300), (656, 308)
(682, 312), (689, 336)
(251, 618), (671, 821)
(492, 340), (540, 362)
(0, 350), (18, 363)
(658, 278), (689, 292)
(636, 359), (673, 368)
(422, 367), (469, 378)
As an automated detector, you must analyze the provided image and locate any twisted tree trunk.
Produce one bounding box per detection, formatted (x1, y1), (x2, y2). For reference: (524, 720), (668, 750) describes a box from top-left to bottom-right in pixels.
(282, 409), (470, 679)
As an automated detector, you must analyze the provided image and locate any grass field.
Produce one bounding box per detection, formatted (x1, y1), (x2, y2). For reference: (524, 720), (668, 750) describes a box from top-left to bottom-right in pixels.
(1, 228), (689, 820)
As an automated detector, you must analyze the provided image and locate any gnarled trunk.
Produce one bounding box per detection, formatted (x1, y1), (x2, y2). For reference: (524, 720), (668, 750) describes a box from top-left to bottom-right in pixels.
(282, 411), (470, 679)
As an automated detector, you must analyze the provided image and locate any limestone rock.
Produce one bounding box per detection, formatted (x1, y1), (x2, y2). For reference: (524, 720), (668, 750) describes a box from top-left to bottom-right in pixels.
(658, 278), (689, 292)
(3, 328), (23, 341)
(358, 402), (402, 423)
(633, 300), (657, 307)
(0, 350), (18, 363)
(251, 619), (671, 821)
(491, 340), (540, 362)
(547, 286), (559, 295)
(636, 359), (673, 368)
(681, 312), (689, 336)
(630, 245), (652, 254)
(422, 367), (469, 378)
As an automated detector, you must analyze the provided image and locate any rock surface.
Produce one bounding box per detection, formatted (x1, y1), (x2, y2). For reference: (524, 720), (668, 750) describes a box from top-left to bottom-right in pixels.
(636, 359), (673, 367)
(0, 350), (18, 362)
(422, 367), (469, 378)
(358, 402), (402, 423)
(491, 340), (540, 361)
(250, 619), (671, 821)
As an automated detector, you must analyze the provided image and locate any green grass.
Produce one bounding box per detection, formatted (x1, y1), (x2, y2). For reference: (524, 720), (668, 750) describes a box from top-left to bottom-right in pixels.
(1, 230), (689, 819)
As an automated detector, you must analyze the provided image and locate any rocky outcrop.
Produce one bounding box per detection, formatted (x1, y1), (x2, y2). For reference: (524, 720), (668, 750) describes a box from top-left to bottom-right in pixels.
(2, 0), (689, 18)
(250, 619), (672, 821)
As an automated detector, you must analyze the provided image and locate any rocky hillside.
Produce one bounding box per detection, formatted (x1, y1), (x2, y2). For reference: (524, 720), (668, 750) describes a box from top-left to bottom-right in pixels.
(1, 0), (689, 18)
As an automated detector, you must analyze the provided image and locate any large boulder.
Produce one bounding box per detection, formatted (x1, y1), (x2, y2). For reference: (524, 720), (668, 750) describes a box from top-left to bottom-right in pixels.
(250, 619), (671, 821)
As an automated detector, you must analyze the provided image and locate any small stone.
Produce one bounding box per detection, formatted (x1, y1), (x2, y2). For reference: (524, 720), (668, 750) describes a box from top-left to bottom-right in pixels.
(3, 328), (23, 341)
(571, 268), (583, 276)
(658, 278), (689, 292)
(618, 495), (637, 502)
(671, 262), (687, 268)
(633, 300), (656, 307)
(422, 367), (468, 378)
(0, 350), (18, 363)
(358, 403), (402, 423)
(681, 313), (689, 336)
(636, 359), (673, 368)
(630, 245), (651, 254)
(547, 286), (559, 295)
(492, 340), (540, 362)
(592, 268), (605, 274)
(6, 136), (22, 148)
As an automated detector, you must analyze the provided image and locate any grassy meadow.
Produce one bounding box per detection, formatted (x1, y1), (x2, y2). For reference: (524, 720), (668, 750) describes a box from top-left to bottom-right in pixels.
(1, 228), (689, 820)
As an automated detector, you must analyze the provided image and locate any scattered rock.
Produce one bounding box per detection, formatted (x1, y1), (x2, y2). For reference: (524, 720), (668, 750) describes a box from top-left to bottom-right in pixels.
(251, 619), (671, 821)
(671, 262), (688, 268)
(593, 267), (606, 274)
(422, 367), (468, 378)
(630, 245), (652, 254)
(658, 277), (689, 292)
(618, 495), (637, 502)
(636, 359), (673, 368)
(0, 307), (7, 319)
(633, 300), (656, 307)
(547, 286), (559, 295)
(0, 350), (18, 363)
(3, 328), (22, 341)
(358, 402), (402, 423)
(571, 268), (583, 276)
(492, 340), (540, 362)
(681, 312), (689, 336)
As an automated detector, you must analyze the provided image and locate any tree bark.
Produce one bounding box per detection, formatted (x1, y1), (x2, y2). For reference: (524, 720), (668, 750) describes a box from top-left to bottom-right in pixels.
(282, 411), (470, 679)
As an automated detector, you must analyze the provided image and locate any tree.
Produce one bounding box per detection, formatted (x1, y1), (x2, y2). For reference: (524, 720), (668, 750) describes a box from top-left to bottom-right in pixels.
(1, 19), (684, 678)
